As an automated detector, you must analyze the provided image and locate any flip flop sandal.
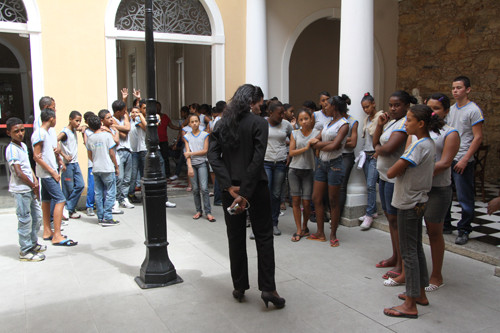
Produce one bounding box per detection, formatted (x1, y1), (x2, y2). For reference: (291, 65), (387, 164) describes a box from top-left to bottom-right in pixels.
(330, 239), (339, 247)
(382, 270), (401, 279)
(383, 277), (404, 287)
(376, 259), (394, 268)
(425, 283), (445, 292)
(207, 216), (216, 222)
(306, 234), (326, 242)
(43, 235), (67, 241)
(383, 307), (418, 319)
(53, 239), (78, 247)
(192, 213), (202, 220)
(397, 293), (429, 306)
(291, 233), (302, 242)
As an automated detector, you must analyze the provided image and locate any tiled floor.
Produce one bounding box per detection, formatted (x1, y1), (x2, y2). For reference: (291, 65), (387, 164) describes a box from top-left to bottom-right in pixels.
(450, 182), (500, 247)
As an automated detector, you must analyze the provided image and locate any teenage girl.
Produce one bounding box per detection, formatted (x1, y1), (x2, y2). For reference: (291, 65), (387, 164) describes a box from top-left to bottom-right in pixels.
(373, 90), (415, 280)
(383, 104), (443, 319)
(338, 97), (357, 219)
(359, 93), (384, 230)
(288, 109), (320, 242)
(308, 95), (350, 247)
(183, 114), (215, 222)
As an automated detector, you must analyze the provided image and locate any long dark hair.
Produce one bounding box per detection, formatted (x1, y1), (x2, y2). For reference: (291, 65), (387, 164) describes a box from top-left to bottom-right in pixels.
(409, 104), (445, 134)
(218, 84), (264, 148)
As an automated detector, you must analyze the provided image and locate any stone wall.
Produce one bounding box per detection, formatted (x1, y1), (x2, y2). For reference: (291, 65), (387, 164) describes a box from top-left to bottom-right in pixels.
(397, 0), (500, 183)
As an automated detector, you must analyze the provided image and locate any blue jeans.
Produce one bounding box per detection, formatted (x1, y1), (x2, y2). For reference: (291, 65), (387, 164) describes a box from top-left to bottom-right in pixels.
(41, 177), (66, 204)
(94, 172), (116, 221)
(14, 192), (42, 253)
(86, 167), (95, 208)
(362, 153), (379, 216)
(129, 151), (146, 195)
(61, 162), (85, 213)
(264, 161), (287, 226)
(117, 149), (132, 203)
(451, 160), (475, 233)
(190, 163), (211, 215)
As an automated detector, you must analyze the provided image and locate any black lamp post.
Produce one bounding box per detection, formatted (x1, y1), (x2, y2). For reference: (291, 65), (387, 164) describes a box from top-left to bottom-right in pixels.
(134, 0), (183, 289)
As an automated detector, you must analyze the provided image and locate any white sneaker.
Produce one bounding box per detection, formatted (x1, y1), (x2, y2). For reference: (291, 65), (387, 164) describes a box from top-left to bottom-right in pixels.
(360, 216), (373, 230)
(62, 208), (69, 221)
(165, 201), (177, 208)
(113, 201), (119, 210)
(120, 198), (135, 209)
(87, 207), (95, 216)
(112, 207), (124, 214)
(358, 213), (378, 222)
(169, 175), (178, 181)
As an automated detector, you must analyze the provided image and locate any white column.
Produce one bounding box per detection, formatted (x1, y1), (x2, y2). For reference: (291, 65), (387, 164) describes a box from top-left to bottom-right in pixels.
(338, 0), (374, 218)
(246, 0), (268, 96)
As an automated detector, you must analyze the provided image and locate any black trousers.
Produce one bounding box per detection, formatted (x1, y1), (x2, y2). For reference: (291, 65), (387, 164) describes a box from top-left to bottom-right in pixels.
(222, 182), (276, 292)
(159, 141), (171, 177)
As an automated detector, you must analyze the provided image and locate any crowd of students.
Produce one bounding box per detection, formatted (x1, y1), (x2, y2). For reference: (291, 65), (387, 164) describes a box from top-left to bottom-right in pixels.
(5, 76), (499, 317)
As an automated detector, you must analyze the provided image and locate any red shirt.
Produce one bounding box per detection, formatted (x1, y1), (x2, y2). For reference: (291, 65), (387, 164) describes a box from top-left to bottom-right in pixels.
(158, 114), (171, 142)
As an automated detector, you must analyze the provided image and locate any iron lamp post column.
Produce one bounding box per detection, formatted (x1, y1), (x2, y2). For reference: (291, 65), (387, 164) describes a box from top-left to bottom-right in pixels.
(134, 0), (182, 289)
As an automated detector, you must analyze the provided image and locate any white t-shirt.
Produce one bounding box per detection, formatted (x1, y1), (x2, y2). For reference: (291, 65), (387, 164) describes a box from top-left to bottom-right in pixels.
(392, 137), (435, 210)
(60, 127), (79, 164)
(376, 117), (407, 183)
(6, 142), (34, 193)
(264, 119), (293, 162)
(84, 128), (94, 168)
(129, 119), (147, 152)
(319, 117), (349, 161)
(184, 130), (209, 166)
(446, 101), (484, 162)
(31, 127), (58, 178)
(86, 132), (117, 173)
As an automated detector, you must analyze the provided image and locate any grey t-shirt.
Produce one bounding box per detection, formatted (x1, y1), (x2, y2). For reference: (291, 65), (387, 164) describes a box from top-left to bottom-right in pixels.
(129, 119), (147, 152)
(376, 117), (407, 183)
(84, 128), (94, 168)
(392, 137), (436, 210)
(86, 132), (117, 173)
(313, 110), (332, 131)
(60, 127), (79, 164)
(289, 128), (320, 170)
(264, 119), (293, 162)
(445, 101), (484, 162)
(6, 142), (34, 193)
(184, 130), (209, 166)
(319, 117), (349, 161)
(363, 117), (375, 152)
(114, 116), (131, 151)
(31, 127), (58, 178)
(342, 115), (358, 154)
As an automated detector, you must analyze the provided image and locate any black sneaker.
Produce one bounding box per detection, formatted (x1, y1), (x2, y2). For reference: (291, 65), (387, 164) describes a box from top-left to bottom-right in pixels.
(455, 232), (469, 245)
(100, 219), (120, 227)
(128, 194), (141, 204)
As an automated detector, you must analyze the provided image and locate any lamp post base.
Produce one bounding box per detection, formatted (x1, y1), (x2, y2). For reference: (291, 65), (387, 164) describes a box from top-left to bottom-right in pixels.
(135, 275), (183, 289)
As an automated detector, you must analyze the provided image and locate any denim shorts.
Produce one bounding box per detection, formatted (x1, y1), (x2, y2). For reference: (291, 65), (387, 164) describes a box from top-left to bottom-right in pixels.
(314, 156), (344, 186)
(424, 185), (452, 223)
(288, 168), (314, 200)
(41, 177), (66, 204)
(379, 180), (397, 216)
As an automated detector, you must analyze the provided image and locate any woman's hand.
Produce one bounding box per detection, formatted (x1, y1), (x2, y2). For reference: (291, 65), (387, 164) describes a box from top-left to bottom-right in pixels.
(184, 151), (192, 158)
(187, 167), (194, 178)
(309, 138), (319, 146)
(378, 112), (389, 126)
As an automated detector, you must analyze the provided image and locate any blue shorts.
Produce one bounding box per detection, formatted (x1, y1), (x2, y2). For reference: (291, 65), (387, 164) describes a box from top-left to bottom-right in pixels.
(379, 179), (397, 216)
(41, 177), (66, 204)
(314, 156), (344, 186)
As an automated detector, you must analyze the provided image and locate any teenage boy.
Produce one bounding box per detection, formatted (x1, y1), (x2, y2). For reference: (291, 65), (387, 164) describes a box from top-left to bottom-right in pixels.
(86, 115), (120, 226)
(6, 117), (46, 261)
(58, 111), (85, 218)
(32, 108), (78, 246)
(81, 111), (96, 216)
(446, 76), (484, 245)
(128, 106), (147, 203)
(112, 100), (135, 209)
(98, 109), (123, 215)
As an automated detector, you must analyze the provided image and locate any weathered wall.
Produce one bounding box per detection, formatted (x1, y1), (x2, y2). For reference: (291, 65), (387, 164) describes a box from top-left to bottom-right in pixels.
(397, 0), (500, 182)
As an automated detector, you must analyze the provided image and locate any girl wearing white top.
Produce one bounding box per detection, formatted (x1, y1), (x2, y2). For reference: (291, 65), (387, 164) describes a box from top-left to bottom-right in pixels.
(183, 114), (215, 222)
(308, 95), (350, 247)
(288, 109), (320, 242)
(373, 90), (415, 281)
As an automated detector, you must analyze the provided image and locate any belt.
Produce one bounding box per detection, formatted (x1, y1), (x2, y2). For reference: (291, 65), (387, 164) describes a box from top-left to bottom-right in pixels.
(264, 160), (287, 165)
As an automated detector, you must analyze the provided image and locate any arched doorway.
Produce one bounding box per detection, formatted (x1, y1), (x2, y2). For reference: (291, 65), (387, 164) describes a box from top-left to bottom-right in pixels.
(105, 0), (225, 118)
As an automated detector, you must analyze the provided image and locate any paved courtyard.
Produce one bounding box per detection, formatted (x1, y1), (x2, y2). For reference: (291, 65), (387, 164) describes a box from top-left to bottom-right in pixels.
(0, 192), (499, 333)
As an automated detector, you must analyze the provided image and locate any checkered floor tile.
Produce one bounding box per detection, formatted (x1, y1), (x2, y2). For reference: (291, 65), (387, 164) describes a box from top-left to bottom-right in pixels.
(449, 183), (500, 247)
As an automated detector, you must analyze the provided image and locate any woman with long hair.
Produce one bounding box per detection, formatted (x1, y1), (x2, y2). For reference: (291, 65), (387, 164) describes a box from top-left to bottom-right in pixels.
(208, 84), (285, 309)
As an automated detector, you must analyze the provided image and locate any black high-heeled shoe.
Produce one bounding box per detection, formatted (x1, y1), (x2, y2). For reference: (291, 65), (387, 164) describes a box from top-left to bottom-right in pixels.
(261, 291), (285, 309)
(232, 289), (245, 302)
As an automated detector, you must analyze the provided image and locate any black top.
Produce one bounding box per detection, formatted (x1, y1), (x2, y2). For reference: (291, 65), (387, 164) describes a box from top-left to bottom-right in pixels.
(208, 112), (268, 199)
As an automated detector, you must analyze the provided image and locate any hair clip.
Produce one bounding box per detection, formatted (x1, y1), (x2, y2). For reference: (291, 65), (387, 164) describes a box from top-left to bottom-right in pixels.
(364, 93), (369, 96)
(431, 112), (436, 116)
(438, 96), (444, 102)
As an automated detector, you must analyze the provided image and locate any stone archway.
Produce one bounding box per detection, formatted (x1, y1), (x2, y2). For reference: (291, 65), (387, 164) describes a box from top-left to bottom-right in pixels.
(104, 0), (225, 109)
